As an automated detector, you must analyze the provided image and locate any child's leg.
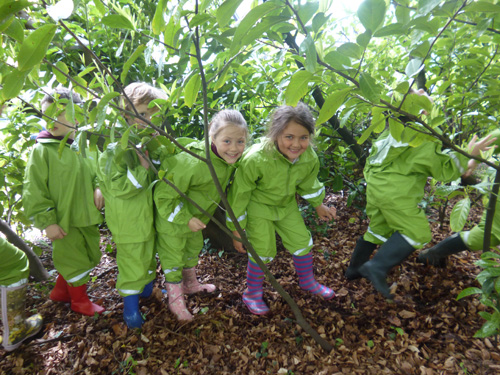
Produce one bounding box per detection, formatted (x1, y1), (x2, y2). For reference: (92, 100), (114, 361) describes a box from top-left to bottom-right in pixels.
(156, 233), (192, 321)
(52, 227), (105, 316)
(116, 238), (155, 327)
(242, 216), (277, 315)
(182, 232), (216, 294)
(275, 207), (334, 299)
(359, 206), (428, 298)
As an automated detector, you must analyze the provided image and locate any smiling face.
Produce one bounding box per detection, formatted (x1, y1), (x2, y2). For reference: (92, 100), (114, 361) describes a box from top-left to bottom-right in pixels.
(211, 124), (247, 164)
(276, 120), (310, 162)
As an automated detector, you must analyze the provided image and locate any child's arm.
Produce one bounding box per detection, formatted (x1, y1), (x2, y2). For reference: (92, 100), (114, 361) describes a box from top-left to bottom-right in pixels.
(463, 134), (497, 178)
(232, 230), (246, 254)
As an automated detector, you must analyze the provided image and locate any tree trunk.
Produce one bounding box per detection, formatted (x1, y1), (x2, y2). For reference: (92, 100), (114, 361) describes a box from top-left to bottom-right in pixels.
(0, 219), (49, 281)
(483, 170), (500, 253)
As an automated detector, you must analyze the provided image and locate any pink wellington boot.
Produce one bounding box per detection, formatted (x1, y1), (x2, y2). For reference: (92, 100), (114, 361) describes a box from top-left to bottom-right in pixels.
(182, 267), (216, 294)
(165, 282), (193, 321)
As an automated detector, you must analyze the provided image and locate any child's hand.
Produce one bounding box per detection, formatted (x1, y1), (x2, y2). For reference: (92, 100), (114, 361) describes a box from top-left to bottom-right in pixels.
(188, 217), (206, 232)
(45, 224), (67, 241)
(468, 134), (497, 157)
(136, 149), (150, 170)
(232, 230), (246, 254)
(94, 188), (104, 210)
(315, 204), (336, 221)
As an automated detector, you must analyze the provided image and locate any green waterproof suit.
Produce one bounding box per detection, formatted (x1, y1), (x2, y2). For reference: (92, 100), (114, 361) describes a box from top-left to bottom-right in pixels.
(226, 140), (325, 263)
(363, 131), (469, 248)
(154, 140), (236, 282)
(97, 142), (156, 296)
(0, 238), (29, 288)
(23, 138), (103, 286)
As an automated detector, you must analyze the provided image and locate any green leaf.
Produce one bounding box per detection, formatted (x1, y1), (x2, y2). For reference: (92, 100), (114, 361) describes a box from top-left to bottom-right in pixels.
(337, 43), (361, 59)
(230, 1), (280, 56)
(395, 5), (410, 25)
(4, 17), (24, 43)
(57, 131), (73, 158)
(297, 1), (319, 25)
(450, 197), (470, 232)
(474, 313), (500, 338)
(184, 74), (201, 107)
(121, 126), (132, 150)
(388, 117), (404, 141)
(359, 72), (381, 102)
(405, 58), (424, 78)
(17, 24), (57, 72)
(96, 92), (121, 131)
(53, 61), (69, 85)
(152, 0), (167, 35)
(312, 12), (328, 33)
(456, 287), (482, 300)
(373, 23), (405, 37)
(190, 13), (212, 28)
(356, 30), (372, 48)
(217, 0), (245, 27)
(285, 70), (313, 106)
(324, 51), (351, 69)
(301, 34), (318, 73)
(121, 44), (147, 83)
(357, 107), (386, 144)
(317, 87), (352, 125)
(395, 81), (409, 94)
(464, 1), (500, 13)
(102, 14), (135, 30)
(0, 0), (30, 24)
(0, 69), (28, 101)
(417, 0), (442, 15)
(357, 0), (386, 32)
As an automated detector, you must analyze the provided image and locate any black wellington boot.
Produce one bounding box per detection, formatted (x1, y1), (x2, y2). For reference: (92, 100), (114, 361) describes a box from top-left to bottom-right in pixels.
(345, 236), (378, 280)
(417, 233), (468, 267)
(358, 232), (415, 299)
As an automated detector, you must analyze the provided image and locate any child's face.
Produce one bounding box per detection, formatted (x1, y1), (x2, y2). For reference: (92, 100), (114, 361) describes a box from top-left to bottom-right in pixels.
(126, 102), (159, 128)
(42, 102), (76, 138)
(211, 124), (247, 164)
(276, 121), (310, 162)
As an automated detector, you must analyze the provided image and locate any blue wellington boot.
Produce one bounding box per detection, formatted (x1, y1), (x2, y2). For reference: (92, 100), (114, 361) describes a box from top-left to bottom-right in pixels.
(123, 294), (143, 329)
(140, 281), (154, 298)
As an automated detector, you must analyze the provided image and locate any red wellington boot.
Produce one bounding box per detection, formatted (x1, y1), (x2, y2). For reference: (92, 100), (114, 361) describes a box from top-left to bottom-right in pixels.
(67, 284), (105, 316)
(49, 274), (71, 303)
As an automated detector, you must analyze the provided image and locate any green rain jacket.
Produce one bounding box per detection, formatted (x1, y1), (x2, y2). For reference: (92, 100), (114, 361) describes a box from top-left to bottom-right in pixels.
(97, 142), (154, 243)
(364, 130), (468, 210)
(23, 138), (103, 233)
(154, 140), (236, 236)
(226, 140), (325, 231)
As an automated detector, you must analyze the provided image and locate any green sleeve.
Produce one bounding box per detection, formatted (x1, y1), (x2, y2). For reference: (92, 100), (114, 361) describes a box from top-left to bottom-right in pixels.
(22, 147), (57, 230)
(226, 157), (259, 231)
(98, 145), (151, 200)
(415, 142), (468, 182)
(297, 155), (325, 208)
(154, 154), (199, 226)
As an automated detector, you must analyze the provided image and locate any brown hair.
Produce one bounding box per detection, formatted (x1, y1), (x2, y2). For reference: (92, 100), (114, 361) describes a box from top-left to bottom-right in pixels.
(266, 102), (315, 143)
(208, 109), (248, 139)
(41, 87), (82, 112)
(123, 82), (167, 111)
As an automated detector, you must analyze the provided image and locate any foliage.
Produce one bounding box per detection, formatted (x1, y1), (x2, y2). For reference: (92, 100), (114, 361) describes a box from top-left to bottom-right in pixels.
(457, 251), (500, 338)
(2, 0), (500, 338)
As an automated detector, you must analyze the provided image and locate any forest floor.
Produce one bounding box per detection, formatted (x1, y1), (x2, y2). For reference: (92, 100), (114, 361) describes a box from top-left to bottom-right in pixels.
(1, 191), (500, 375)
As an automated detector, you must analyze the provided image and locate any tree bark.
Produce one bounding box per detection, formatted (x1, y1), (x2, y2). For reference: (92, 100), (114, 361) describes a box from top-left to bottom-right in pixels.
(483, 170), (500, 253)
(0, 219), (49, 281)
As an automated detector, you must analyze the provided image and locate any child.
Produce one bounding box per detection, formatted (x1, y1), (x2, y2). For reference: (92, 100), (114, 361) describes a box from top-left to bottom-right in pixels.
(97, 82), (167, 328)
(0, 237), (43, 351)
(418, 132), (499, 266)
(227, 103), (336, 316)
(345, 89), (495, 299)
(23, 87), (105, 316)
(154, 110), (248, 321)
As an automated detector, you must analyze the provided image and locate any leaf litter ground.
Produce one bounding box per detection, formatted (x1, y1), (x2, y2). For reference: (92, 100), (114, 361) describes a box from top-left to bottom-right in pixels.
(1, 191), (500, 375)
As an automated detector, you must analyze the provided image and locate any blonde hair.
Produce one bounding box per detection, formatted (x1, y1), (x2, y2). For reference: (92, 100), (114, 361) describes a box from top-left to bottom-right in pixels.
(123, 82), (167, 111)
(208, 110), (248, 139)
